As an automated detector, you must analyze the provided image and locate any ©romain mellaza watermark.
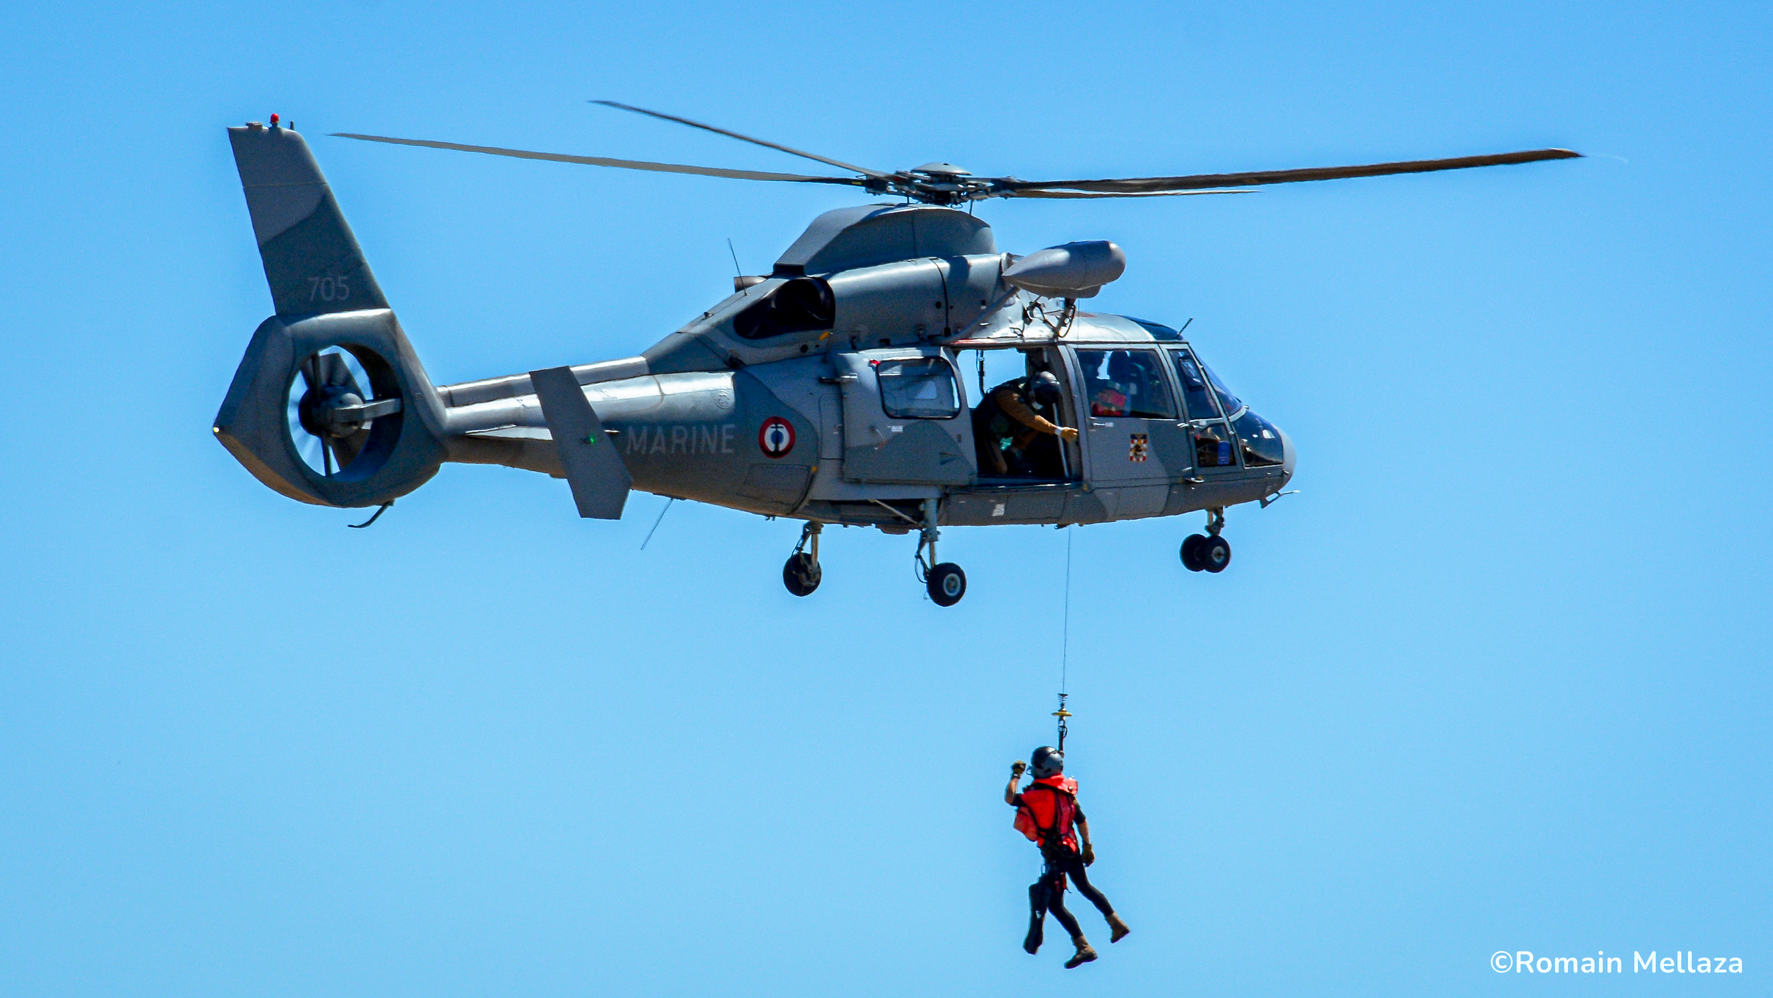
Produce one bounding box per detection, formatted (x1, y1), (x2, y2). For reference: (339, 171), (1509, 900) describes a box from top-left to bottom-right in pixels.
(1491, 950), (1743, 975)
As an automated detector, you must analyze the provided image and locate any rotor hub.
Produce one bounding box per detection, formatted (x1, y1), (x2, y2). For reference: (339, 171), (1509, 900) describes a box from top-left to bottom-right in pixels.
(299, 387), (366, 439)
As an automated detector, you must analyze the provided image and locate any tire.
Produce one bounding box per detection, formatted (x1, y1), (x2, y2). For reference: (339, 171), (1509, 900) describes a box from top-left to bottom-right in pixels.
(783, 552), (821, 597)
(1201, 535), (1231, 573)
(1180, 534), (1207, 572)
(926, 562), (967, 606)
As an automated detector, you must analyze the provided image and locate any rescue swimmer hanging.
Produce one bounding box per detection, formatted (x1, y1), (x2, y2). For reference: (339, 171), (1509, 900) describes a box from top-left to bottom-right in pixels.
(1006, 746), (1131, 968)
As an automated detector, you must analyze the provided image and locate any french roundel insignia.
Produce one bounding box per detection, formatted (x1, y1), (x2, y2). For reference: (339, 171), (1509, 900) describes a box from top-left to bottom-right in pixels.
(758, 416), (795, 459)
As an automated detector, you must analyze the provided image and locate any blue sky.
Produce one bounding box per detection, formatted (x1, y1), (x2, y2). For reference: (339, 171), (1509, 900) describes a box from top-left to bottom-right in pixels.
(1, 1), (1768, 994)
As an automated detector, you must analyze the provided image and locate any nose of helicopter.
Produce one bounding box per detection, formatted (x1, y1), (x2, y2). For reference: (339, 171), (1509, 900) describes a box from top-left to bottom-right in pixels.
(1278, 427), (1296, 488)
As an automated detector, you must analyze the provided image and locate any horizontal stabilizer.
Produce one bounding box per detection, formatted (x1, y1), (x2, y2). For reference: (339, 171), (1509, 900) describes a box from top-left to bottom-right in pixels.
(530, 366), (632, 519)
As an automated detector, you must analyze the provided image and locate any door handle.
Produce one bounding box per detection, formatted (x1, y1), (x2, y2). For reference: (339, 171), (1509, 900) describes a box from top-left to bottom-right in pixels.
(1088, 420), (1112, 429)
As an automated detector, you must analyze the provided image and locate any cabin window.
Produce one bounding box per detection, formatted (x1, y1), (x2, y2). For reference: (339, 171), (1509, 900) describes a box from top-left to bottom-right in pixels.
(1233, 411), (1285, 467)
(1075, 349), (1174, 419)
(732, 277), (835, 340)
(877, 357), (960, 419)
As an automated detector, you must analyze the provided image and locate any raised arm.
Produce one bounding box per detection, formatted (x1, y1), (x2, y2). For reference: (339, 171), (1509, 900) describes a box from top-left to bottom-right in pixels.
(1005, 760), (1027, 804)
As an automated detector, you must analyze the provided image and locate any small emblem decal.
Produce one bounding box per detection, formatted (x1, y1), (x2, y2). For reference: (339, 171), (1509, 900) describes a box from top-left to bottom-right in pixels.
(759, 416), (796, 459)
(1129, 433), (1149, 462)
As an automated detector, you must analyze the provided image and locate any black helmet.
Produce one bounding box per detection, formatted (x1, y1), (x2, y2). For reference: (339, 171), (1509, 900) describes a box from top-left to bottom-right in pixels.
(1031, 745), (1064, 778)
(1107, 350), (1138, 381)
(1029, 371), (1063, 406)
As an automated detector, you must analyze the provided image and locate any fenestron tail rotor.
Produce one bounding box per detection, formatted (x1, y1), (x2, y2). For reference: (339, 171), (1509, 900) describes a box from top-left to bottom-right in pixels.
(286, 347), (401, 478)
(333, 101), (1580, 206)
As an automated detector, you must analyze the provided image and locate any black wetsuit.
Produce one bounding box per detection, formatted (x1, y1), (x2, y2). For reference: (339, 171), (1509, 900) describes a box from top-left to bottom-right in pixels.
(1029, 845), (1115, 947)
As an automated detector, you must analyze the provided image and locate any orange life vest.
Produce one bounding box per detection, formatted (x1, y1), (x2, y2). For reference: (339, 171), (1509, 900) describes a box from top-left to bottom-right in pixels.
(1014, 775), (1080, 851)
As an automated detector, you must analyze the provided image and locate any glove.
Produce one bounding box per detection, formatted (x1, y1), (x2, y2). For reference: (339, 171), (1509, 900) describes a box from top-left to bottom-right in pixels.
(1082, 842), (1095, 866)
(1011, 760), (1027, 778)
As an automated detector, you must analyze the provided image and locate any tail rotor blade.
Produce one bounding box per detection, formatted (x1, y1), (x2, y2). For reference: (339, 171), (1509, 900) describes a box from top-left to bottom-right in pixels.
(315, 352), (363, 395)
(328, 429), (367, 468)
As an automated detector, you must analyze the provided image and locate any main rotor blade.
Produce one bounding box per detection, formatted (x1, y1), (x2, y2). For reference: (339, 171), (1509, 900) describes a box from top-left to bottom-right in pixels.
(591, 100), (891, 179)
(999, 148), (1582, 196)
(1006, 188), (1255, 199)
(332, 133), (867, 187)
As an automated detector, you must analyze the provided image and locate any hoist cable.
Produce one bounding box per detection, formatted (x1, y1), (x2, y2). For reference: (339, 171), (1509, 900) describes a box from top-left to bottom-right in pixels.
(1061, 528), (1072, 694)
(1056, 528), (1074, 751)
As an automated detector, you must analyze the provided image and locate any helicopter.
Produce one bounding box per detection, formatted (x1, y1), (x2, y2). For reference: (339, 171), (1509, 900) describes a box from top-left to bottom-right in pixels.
(214, 104), (1578, 606)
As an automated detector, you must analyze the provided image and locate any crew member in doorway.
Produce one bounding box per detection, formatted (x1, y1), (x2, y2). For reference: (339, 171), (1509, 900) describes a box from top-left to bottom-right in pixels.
(1005, 747), (1131, 968)
(972, 371), (1078, 478)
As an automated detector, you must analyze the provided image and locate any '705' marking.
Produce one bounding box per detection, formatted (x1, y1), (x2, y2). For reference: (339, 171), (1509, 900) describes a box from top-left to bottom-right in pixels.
(307, 275), (351, 302)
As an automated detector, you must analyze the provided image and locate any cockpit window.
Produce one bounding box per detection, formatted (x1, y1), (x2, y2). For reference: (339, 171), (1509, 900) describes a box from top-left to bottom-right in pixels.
(1233, 411), (1284, 467)
(1201, 360), (1243, 417)
(1169, 350), (1221, 421)
(1076, 349), (1175, 419)
(1192, 420), (1236, 468)
(877, 357), (960, 419)
(732, 276), (835, 340)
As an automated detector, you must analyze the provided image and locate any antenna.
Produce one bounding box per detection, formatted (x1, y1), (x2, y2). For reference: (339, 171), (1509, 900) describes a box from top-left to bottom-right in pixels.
(641, 496), (675, 550)
(727, 238), (743, 276)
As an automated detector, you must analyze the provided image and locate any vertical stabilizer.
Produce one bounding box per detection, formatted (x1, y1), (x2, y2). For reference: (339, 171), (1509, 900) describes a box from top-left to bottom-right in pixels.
(228, 123), (389, 317)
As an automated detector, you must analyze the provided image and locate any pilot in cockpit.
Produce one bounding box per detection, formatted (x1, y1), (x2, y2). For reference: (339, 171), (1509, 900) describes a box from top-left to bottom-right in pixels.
(1089, 351), (1164, 418)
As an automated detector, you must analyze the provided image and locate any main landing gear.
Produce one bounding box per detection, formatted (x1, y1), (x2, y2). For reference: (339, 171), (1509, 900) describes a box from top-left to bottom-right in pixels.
(1180, 507), (1231, 574)
(781, 501), (968, 606)
(915, 497), (967, 607)
(783, 521), (822, 597)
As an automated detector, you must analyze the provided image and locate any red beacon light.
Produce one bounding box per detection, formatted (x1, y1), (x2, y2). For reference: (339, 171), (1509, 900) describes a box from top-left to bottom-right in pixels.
(269, 113), (279, 126)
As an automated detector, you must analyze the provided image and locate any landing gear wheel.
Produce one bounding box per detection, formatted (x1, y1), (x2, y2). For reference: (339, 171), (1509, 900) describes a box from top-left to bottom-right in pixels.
(926, 563), (967, 606)
(1201, 535), (1231, 573)
(783, 552), (821, 597)
(1180, 534), (1207, 572)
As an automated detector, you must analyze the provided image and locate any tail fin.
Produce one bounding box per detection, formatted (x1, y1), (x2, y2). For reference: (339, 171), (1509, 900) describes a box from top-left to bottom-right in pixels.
(229, 122), (388, 317)
(215, 124), (446, 509)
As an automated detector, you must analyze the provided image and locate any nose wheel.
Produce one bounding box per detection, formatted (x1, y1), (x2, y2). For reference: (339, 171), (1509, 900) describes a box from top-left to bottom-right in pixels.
(1181, 508), (1231, 574)
(783, 521), (823, 597)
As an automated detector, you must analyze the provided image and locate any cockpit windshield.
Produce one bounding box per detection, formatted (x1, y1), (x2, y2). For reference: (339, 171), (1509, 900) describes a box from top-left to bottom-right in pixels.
(1170, 350), (1220, 421)
(1200, 360), (1242, 416)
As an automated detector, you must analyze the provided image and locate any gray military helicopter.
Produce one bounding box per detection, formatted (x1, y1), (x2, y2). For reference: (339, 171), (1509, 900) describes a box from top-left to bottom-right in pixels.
(215, 105), (1577, 605)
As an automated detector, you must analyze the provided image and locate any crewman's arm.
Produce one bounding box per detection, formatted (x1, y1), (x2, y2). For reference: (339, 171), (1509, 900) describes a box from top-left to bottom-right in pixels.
(1005, 760), (1026, 804)
(994, 388), (1079, 442)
